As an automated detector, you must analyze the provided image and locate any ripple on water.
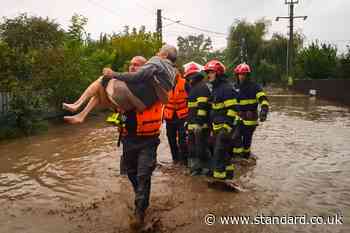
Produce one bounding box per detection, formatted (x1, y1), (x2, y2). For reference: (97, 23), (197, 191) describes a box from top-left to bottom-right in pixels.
(0, 97), (349, 233)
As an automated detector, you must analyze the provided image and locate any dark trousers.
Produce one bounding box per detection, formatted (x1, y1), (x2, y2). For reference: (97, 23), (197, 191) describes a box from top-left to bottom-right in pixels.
(123, 144), (158, 213)
(212, 129), (232, 173)
(166, 119), (188, 163)
(234, 125), (256, 157)
(188, 128), (211, 172)
(120, 152), (127, 175)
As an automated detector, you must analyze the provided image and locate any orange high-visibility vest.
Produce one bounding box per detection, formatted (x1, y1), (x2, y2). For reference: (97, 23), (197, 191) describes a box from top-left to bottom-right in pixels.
(135, 101), (163, 136)
(164, 76), (189, 120)
(122, 101), (163, 137)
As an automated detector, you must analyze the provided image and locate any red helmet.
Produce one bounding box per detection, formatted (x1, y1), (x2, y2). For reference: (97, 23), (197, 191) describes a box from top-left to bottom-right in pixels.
(204, 60), (226, 76)
(184, 63), (201, 78)
(234, 63), (251, 74)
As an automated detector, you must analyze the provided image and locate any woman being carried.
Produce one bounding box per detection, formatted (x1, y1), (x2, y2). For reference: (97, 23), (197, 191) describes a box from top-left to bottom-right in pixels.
(63, 45), (177, 124)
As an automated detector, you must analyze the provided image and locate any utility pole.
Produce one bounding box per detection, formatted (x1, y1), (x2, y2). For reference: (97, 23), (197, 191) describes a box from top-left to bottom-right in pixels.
(156, 9), (162, 43)
(276, 0), (307, 77)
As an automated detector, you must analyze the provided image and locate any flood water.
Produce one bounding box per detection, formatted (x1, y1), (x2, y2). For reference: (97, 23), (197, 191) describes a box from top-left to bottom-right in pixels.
(0, 93), (349, 233)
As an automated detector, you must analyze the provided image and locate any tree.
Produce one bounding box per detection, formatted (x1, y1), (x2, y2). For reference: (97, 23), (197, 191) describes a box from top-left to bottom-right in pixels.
(177, 34), (213, 66)
(337, 46), (350, 79)
(256, 59), (278, 85)
(295, 41), (337, 79)
(207, 49), (226, 63)
(0, 13), (64, 53)
(0, 41), (15, 87)
(0, 14), (166, 138)
(259, 32), (304, 82)
(67, 14), (88, 44)
(226, 19), (270, 67)
(0, 14), (65, 81)
(111, 27), (161, 71)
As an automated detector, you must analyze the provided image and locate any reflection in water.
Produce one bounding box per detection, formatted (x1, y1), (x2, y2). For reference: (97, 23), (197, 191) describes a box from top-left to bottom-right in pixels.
(0, 95), (349, 232)
(0, 119), (123, 202)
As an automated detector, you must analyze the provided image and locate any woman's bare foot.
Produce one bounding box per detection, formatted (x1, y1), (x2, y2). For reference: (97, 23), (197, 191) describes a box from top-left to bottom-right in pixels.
(63, 116), (84, 124)
(62, 103), (80, 112)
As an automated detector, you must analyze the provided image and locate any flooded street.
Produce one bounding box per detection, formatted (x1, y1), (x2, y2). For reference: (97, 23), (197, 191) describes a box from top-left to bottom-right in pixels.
(1, 92), (349, 233)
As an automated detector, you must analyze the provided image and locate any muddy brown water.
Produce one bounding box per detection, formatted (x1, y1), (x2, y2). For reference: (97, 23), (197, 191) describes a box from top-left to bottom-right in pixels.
(0, 94), (349, 233)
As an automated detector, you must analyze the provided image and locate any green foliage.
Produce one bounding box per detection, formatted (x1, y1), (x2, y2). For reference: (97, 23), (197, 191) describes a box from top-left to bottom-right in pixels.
(0, 113), (21, 139)
(0, 41), (15, 86)
(227, 19), (270, 66)
(0, 13), (64, 53)
(0, 14), (65, 84)
(295, 41), (338, 79)
(30, 46), (94, 107)
(111, 27), (161, 71)
(0, 13), (163, 139)
(260, 33), (303, 82)
(256, 59), (279, 84)
(226, 19), (305, 83)
(177, 34), (213, 66)
(67, 14), (89, 43)
(337, 47), (350, 79)
(226, 19), (274, 83)
(1, 84), (48, 138)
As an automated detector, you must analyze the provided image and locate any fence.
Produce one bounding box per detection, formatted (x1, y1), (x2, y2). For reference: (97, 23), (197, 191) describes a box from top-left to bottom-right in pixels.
(293, 79), (350, 105)
(0, 91), (11, 116)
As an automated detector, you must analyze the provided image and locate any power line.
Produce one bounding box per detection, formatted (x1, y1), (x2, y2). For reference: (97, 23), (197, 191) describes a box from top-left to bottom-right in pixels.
(131, 0), (228, 36)
(87, 0), (228, 44)
(131, 0), (156, 17)
(86, 0), (123, 19)
(86, 0), (153, 33)
(164, 31), (227, 40)
(161, 15), (228, 36)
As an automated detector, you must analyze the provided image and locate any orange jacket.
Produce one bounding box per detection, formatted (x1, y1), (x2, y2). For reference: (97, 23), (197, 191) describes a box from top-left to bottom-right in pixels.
(164, 75), (189, 120)
(121, 101), (163, 137)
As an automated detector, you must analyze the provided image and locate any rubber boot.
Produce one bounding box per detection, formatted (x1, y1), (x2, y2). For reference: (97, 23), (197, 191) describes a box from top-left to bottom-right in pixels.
(130, 209), (145, 231)
(225, 164), (235, 180)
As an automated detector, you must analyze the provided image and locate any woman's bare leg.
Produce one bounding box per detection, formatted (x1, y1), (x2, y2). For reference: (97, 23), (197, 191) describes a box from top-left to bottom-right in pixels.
(62, 77), (104, 112)
(64, 96), (99, 124)
(64, 83), (116, 124)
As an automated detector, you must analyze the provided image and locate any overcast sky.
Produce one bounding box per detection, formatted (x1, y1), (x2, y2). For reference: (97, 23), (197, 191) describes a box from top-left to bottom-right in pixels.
(1, 0), (349, 52)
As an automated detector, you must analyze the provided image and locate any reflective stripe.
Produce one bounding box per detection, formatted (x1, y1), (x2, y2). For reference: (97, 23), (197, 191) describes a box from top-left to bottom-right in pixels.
(197, 97), (208, 103)
(243, 148), (251, 153)
(177, 108), (189, 118)
(197, 109), (207, 116)
(188, 97), (208, 108)
(213, 99), (237, 110)
(187, 123), (209, 130)
(227, 109), (237, 117)
(106, 113), (118, 123)
(224, 99), (237, 107)
(256, 91), (266, 100)
(213, 170), (226, 179)
(233, 147), (244, 153)
(212, 123), (232, 132)
(240, 99), (258, 105)
(188, 102), (197, 108)
(225, 164), (235, 171)
(212, 102), (225, 110)
(261, 100), (269, 106)
(165, 101), (187, 109)
(243, 120), (258, 126)
(106, 113), (125, 127)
